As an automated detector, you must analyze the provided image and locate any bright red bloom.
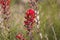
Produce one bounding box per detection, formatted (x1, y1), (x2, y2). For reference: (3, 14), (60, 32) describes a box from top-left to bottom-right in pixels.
(26, 9), (35, 18)
(25, 9), (35, 22)
(24, 8), (36, 31)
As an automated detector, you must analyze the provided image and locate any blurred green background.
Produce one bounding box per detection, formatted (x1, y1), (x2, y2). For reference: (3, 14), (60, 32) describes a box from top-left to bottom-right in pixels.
(0, 0), (60, 40)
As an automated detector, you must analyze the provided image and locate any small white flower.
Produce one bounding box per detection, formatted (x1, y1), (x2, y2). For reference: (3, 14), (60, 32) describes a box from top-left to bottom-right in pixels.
(37, 16), (39, 20)
(39, 33), (43, 39)
(37, 11), (39, 14)
(39, 21), (40, 24)
(35, 10), (37, 14)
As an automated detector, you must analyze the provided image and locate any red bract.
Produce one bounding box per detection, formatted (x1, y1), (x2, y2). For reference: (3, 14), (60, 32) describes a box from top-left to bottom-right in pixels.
(24, 21), (29, 25)
(29, 17), (35, 22)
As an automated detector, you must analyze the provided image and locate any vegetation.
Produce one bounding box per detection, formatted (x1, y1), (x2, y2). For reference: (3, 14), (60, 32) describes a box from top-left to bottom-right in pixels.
(0, 0), (60, 40)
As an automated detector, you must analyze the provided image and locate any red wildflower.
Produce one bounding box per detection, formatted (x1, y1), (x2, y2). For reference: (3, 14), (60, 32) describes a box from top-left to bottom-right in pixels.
(16, 33), (26, 40)
(25, 9), (35, 22)
(16, 33), (22, 39)
(24, 8), (36, 31)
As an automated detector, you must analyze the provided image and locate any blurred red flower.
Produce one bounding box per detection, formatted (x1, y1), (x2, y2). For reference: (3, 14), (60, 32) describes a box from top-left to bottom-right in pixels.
(16, 33), (25, 40)
(0, 0), (10, 8)
(24, 8), (36, 31)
